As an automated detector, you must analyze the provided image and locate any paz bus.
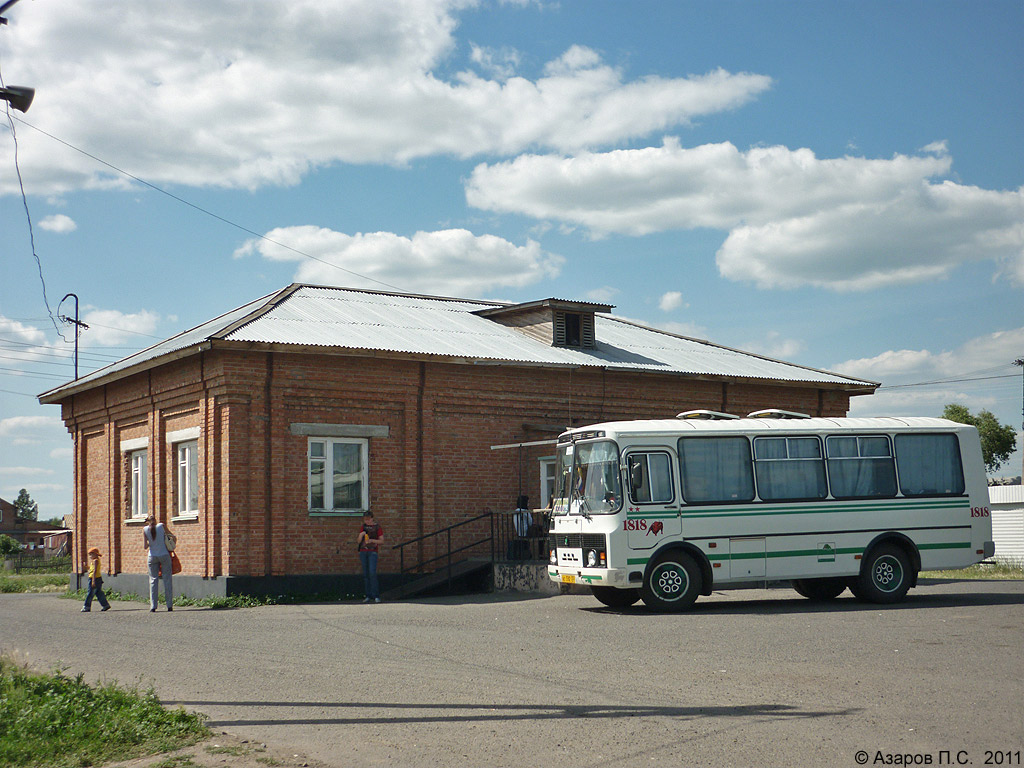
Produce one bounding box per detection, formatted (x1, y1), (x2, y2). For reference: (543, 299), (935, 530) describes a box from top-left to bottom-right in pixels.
(546, 410), (993, 611)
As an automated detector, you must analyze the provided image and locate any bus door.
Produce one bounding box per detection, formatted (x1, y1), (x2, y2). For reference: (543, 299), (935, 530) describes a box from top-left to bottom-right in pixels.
(624, 449), (681, 549)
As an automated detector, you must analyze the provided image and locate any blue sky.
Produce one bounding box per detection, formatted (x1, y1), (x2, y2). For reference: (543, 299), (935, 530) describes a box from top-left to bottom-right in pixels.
(2, 0), (1022, 520)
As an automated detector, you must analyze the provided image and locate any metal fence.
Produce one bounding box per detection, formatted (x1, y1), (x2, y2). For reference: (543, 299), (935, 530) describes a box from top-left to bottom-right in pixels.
(11, 554), (72, 574)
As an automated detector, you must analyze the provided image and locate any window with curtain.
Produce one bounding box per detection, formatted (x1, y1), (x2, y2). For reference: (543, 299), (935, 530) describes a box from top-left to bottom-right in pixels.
(678, 437), (754, 504)
(826, 435), (897, 499)
(753, 437), (827, 501)
(309, 438), (368, 513)
(894, 434), (965, 497)
(175, 440), (199, 517)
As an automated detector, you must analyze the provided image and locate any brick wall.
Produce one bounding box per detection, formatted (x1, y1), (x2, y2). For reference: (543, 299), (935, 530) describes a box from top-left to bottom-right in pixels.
(59, 345), (850, 584)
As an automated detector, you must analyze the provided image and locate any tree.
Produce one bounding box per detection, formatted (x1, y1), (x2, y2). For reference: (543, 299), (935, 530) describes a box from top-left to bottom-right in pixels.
(0, 534), (20, 559)
(12, 489), (38, 521)
(942, 404), (1018, 474)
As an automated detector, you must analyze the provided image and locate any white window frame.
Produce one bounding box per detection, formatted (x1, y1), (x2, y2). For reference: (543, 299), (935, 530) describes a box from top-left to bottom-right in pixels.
(174, 440), (200, 519)
(539, 456), (556, 510)
(130, 449), (148, 520)
(308, 437), (369, 515)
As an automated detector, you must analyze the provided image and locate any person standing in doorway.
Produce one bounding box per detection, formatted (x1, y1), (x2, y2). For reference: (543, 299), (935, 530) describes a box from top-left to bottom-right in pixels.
(357, 511), (384, 603)
(143, 515), (175, 612)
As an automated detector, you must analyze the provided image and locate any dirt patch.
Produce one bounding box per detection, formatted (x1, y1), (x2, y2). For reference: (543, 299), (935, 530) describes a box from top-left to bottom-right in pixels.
(103, 731), (327, 768)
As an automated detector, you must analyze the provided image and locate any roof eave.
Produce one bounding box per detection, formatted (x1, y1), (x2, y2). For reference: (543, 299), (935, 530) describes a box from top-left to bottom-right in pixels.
(37, 341), (213, 404)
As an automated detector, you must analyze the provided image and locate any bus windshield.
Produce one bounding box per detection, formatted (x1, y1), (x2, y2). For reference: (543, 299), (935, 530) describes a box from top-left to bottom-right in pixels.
(554, 440), (622, 515)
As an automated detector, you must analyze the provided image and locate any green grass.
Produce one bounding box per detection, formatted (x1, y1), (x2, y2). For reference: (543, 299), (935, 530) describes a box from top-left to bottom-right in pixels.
(62, 586), (361, 609)
(0, 656), (209, 768)
(0, 571), (70, 593)
(921, 561), (1024, 580)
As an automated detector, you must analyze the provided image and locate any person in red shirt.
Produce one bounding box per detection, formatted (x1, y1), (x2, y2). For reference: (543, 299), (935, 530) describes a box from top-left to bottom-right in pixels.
(357, 511), (384, 603)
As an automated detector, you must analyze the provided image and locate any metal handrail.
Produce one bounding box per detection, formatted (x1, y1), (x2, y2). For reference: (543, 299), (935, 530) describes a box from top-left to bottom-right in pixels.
(391, 511), (495, 593)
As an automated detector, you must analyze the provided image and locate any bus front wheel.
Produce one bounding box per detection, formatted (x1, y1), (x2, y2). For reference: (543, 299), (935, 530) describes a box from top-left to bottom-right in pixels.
(591, 586), (641, 608)
(641, 551), (702, 611)
(851, 543), (912, 604)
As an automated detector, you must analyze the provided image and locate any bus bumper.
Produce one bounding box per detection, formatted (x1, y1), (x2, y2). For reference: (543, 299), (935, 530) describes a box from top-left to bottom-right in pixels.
(547, 566), (630, 587)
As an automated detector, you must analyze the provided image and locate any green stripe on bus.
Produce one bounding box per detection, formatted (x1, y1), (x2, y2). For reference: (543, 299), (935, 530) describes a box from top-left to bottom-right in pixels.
(679, 500), (968, 520)
(622, 541), (969, 568)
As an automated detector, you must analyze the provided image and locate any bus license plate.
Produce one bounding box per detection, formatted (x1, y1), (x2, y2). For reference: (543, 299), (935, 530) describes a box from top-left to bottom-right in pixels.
(561, 574), (576, 584)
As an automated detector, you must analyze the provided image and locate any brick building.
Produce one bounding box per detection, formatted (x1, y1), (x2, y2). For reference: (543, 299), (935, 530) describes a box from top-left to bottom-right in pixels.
(39, 284), (876, 597)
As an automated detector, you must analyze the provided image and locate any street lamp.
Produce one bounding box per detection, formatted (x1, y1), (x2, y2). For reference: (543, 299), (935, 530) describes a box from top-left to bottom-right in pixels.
(0, 0), (34, 113)
(0, 84), (33, 112)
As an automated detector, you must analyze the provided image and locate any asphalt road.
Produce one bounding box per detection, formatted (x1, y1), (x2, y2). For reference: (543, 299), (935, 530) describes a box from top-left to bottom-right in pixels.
(2, 581), (1022, 768)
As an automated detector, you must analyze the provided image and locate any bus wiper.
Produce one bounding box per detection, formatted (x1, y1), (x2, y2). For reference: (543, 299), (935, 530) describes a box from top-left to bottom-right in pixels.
(578, 494), (593, 521)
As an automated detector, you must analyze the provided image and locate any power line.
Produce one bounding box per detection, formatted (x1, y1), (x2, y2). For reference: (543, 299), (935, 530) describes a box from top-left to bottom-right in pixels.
(1, 66), (66, 343)
(10, 114), (408, 294)
(877, 373), (1019, 390)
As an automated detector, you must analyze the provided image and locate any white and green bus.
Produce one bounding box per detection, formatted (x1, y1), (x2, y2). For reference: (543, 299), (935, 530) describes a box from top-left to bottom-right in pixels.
(547, 411), (994, 611)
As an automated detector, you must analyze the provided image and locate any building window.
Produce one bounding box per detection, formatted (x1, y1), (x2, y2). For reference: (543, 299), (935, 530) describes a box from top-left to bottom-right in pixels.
(175, 440), (199, 518)
(130, 450), (148, 519)
(553, 311), (596, 349)
(309, 438), (368, 513)
(539, 457), (556, 509)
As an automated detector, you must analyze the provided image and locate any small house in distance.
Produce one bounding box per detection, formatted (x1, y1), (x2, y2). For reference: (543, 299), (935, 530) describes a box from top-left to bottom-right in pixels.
(38, 284), (877, 597)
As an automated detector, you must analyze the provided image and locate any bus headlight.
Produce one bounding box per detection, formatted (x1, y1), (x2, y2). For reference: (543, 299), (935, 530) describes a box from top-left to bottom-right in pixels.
(549, 549), (557, 565)
(587, 549), (598, 567)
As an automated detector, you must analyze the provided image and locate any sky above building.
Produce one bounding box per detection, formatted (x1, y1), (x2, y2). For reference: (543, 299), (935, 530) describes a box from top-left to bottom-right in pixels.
(1, 0), (1021, 519)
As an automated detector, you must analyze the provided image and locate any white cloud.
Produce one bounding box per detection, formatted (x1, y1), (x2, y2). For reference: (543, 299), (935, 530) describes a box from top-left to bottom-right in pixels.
(0, 415), (65, 444)
(38, 214), (77, 233)
(80, 308), (160, 347)
(469, 43), (521, 80)
(235, 226), (563, 297)
(466, 139), (1024, 290)
(0, 467), (55, 476)
(837, 328), (1024, 476)
(584, 286), (619, 303)
(0, 0), (771, 196)
(739, 331), (805, 361)
(832, 327), (1024, 384)
(658, 291), (684, 312)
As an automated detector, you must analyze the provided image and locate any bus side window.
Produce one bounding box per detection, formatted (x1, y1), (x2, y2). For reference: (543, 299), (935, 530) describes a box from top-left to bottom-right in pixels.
(627, 452), (674, 504)
(678, 437), (755, 504)
(825, 435), (897, 499)
(894, 434), (965, 496)
(753, 436), (827, 501)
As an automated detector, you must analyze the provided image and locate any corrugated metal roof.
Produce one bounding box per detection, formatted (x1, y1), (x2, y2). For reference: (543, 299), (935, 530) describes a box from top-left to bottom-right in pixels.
(39, 284), (876, 401)
(990, 485), (1024, 506)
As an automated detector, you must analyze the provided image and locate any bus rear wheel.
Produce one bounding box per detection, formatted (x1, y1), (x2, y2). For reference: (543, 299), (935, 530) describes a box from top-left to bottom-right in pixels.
(791, 578), (847, 601)
(591, 586), (641, 608)
(851, 543), (912, 604)
(641, 551), (702, 612)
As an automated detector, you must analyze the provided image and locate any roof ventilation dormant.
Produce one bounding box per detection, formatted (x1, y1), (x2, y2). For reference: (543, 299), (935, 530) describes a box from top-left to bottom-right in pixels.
(676, 410), (740, 420)
(747, 409), (811, 419)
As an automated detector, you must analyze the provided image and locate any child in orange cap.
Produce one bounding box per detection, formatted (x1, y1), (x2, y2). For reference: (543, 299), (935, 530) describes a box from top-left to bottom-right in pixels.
(82, 547), (111, 612)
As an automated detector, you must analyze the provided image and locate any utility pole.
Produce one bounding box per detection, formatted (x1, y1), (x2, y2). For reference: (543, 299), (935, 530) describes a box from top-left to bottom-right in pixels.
(1015, 358), (1024, 480)
(58, 293), (89, 379)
